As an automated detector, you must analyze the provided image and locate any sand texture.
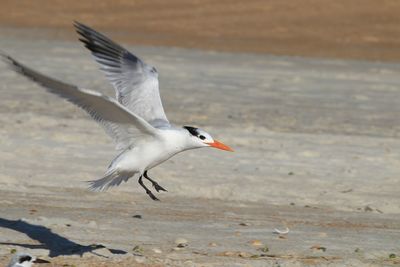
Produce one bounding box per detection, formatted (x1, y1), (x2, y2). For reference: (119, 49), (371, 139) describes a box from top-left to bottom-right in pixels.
(0, 28), (399, 266)
(1, 0), (400, 61)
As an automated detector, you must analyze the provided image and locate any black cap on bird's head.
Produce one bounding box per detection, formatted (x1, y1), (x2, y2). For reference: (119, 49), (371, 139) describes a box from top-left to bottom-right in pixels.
(183, 126), (200, 136)
(183, 126), (233, 151)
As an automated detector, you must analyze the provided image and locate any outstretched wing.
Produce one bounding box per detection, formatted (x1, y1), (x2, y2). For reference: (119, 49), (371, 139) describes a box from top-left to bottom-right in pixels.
(74, 22), (170, 129)
(1, 53), (159, 151)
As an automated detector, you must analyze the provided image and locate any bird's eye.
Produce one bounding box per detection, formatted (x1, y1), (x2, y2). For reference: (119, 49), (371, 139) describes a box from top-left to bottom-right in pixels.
(199, 135), (206, 140)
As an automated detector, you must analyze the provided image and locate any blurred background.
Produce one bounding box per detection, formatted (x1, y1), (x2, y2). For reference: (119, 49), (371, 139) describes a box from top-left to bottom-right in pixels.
(1, 0), (400, 61)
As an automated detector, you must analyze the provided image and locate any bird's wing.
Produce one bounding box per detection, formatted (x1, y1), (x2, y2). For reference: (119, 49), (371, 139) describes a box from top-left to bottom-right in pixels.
(74, 21), (170, 129)
(1, 53), (159, 151)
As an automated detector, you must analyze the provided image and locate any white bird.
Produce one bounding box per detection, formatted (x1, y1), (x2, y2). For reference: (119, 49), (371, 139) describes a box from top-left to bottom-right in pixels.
(7, 253), (49, 267)
(1, 22), (233, 201)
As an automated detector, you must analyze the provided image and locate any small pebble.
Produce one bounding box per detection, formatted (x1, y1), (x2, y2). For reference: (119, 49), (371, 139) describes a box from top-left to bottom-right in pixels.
(152, 248), (162, 254)
(218, 251), (235, 256)
(249, 240), (263, 246)
(238, 251), (252, 258)
(310, 244), (327, 252)
(208, 242), (218, 247)
(239, 222), (249, 226)
(175, 238), (188, 247)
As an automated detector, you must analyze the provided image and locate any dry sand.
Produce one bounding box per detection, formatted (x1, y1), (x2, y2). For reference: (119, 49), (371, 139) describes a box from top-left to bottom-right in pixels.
(1, 0), (400, 61)
(0, 28), (399, 266)
(1, 2), (400, 266)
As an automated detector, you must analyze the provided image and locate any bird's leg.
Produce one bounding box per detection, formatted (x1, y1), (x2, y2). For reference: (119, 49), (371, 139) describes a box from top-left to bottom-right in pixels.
(138, 175), (159, 201)
(144, 171), (167, 192)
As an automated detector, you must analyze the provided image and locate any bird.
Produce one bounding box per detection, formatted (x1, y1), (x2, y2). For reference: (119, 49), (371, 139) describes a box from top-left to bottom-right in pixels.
(1, 22), (233, 201)
(7, 252), (49, 267)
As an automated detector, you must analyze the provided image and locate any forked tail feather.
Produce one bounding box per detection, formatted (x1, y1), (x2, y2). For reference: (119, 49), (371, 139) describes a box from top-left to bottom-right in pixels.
(87, 169), (134, 191)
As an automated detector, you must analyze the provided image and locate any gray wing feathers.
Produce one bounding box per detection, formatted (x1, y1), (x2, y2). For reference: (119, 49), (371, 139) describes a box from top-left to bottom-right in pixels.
(1, 53), (157, 150)
(74, 22), (170, 128)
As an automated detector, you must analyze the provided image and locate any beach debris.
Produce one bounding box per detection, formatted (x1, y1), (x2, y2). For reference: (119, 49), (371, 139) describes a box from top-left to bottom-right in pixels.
(376, 208), (384, 214)
(175, 238), (188, 248)
(273, 227), (290, 235)
(259, 245), (269, 253)
(208, 242), (218, 247)
(249, 240), (263, 247)
(364, 205), (374, 212)
(362, 205), (384, 213)
(133, 214), (142, 219)
(10, 248), (17, 254)
(288, 172), (294, 175)
(152, 248), (162, 254)
(310, 244), (327, 252)
(341, 189), (353, 193)
(389, 253), (396, 259)
(239, 222), (250, 226)
(354, 248), (360, 253)
(29, 209), (37, 214)
(132, 245), (144, 255)
(217, 251), (263, 258)
(217, 251), (236, 257)
(238, 251), (252, 258)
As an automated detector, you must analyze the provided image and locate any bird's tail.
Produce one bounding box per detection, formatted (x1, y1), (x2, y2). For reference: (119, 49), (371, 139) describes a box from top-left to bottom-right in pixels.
(87, 169), (134, 192)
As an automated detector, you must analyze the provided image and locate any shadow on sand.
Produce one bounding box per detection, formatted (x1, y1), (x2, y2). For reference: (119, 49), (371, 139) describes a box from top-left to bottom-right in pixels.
(0, 217), (126, 257)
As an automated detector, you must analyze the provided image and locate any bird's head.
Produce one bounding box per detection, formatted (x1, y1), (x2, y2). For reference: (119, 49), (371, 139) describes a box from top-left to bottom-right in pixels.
(183, 126), (233, 151)
(8, 253), (50, 267)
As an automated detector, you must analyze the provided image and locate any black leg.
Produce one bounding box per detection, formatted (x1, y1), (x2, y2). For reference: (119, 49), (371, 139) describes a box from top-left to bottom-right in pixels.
(144, 171), (167, 192)
(138, 175), (159, 201)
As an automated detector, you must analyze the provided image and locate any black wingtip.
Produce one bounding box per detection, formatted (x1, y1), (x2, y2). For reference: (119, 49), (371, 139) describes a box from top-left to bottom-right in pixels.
(73, 20), (86, 30)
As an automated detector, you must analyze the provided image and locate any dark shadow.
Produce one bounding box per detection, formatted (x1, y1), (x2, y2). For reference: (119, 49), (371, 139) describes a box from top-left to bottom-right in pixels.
(0, 218), (127, 257)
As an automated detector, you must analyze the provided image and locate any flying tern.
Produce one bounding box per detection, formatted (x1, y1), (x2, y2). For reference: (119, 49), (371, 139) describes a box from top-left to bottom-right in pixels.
(1, 22), (233, 201)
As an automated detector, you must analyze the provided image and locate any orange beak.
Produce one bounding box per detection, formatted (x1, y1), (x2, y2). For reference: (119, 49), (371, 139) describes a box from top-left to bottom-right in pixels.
(208, 140), (234, 152)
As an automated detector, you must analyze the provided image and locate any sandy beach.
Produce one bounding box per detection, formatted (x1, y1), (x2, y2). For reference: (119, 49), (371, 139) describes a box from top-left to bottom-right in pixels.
(1, 0), (400, 61)
(1, 1), (400, 266)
